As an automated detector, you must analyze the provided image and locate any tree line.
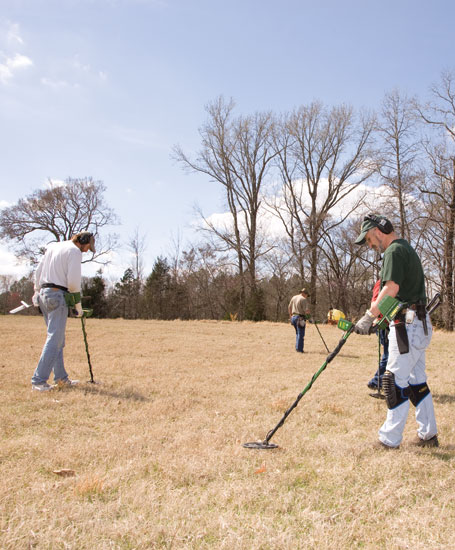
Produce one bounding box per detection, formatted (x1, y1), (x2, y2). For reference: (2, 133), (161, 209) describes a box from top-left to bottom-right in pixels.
(1, 71), (455, 328)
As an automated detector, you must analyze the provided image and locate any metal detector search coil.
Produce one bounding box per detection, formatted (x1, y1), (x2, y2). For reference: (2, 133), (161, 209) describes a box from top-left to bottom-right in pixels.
(243, 323), (354, 450)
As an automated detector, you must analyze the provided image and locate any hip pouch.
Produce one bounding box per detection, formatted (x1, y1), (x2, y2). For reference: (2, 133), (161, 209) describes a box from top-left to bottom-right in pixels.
(394, 321), (409, 354)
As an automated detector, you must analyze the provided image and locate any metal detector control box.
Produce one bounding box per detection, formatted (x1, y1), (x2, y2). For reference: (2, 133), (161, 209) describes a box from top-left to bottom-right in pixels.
(375, 295), (405, 329)
(337, 318), (353, 331)
(337, 295), (404, 332)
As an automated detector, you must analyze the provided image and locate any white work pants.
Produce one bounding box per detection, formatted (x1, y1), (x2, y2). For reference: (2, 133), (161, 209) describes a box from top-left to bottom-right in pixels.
(378, 314), (437, 448)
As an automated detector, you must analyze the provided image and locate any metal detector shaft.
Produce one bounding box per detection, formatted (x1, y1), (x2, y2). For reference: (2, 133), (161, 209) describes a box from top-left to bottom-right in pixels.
(246, 325), (354, 449)
(311, 318), (330, 353)
(81, 317), (95, 383)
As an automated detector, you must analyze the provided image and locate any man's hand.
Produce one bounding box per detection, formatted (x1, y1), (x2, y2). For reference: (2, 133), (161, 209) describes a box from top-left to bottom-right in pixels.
(72, 303), (84, 318)
(32, 290), (40, 307)
(354, 310), (375, 335)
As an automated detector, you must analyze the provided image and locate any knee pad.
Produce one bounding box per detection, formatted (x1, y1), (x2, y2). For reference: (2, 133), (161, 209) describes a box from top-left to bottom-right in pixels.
(408, 382), (430, 407)
(382, 370), (410, 409)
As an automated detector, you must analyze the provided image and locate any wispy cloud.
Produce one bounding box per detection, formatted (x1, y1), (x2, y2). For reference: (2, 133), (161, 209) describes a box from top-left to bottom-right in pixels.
(40, 77), (71, 90)
(110, 125), (166, 149)
(72, 54), (108, 83)
(0, 200), (11, 208)
(0, 21), (33, 84)
(6, 22), (24, 46)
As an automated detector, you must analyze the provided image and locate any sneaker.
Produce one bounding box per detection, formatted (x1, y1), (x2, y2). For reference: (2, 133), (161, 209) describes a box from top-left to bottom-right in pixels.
(55, 378), (79, 387)
(373, 440), (399, 451)
(32, 383), (53, 392)
(414, 435), (439, 448)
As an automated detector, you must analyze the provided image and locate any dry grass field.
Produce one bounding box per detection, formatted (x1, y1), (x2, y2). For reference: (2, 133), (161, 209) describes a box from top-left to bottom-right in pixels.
(1, 316), (455, 549)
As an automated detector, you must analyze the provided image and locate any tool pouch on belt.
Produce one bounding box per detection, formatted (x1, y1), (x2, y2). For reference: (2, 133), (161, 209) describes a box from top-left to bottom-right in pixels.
(394, 315), (409, 355)
(416, 304), (428, 335)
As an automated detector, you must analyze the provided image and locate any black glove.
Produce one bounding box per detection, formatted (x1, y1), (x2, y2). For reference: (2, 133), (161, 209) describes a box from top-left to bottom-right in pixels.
(354, 310), (375, 335)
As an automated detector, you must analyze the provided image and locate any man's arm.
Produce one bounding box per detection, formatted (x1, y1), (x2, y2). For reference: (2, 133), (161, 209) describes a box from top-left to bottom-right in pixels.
(370, 280), (400, 317)
(34, 255), (44, 291)
(354, 280), (399, 335)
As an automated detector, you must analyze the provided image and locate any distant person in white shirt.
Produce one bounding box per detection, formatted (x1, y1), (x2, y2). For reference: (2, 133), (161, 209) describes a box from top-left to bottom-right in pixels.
(31, 232), (95, 391)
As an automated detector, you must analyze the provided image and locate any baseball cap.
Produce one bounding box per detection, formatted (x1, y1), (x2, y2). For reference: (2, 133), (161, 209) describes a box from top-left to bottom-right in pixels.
(354, 215), (391, 245)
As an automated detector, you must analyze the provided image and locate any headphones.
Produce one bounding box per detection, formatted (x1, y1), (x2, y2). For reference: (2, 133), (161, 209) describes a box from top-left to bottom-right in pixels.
(364, 214), (393, 235)
(77, 232), (94, 245)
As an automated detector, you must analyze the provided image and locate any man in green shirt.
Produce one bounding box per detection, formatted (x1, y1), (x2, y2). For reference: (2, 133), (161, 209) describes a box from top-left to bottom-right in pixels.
(354, 214), (438, 449)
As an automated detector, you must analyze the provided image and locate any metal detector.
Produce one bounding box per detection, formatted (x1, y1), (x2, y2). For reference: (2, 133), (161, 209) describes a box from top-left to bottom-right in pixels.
(369, 330), (385, 400)
(311, 317), (330, 353)
(80, 313), (96, 383)
(243, 319), (354, 450)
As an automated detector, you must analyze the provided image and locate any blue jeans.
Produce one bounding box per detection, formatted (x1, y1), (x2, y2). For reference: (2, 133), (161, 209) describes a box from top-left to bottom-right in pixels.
(32, 288), (69, 385)
(291, 315), (306, 352)
(369, 330), (389, 386)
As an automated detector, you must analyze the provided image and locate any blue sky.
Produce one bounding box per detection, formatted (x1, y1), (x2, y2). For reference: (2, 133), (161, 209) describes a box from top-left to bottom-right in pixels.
(1, 0), (454, 279)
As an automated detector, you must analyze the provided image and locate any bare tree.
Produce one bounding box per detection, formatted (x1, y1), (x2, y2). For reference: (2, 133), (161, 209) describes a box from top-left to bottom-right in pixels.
(173, 97), (277, 319)
(126, 227), (147, 319)
(261, 239), (294, 321)
(376, 90), (421, 241)
(419, 147), (455, 329)
(416, 71), (455, 330)
(0, 177), (118, 265)
(318, 219), (380, 318)
(127, 227), (146, 282)
(268, 102), (376, 311)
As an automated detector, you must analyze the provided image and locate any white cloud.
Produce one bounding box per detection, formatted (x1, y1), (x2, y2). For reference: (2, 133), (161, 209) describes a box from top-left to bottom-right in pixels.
(0, 52), (33, 84)
(8, 53), (32, 69)
(0, 200), (10, 208)
(200, 180), (406, 242)
(0, 245), (29, 277)
(44, 178), (66, 189)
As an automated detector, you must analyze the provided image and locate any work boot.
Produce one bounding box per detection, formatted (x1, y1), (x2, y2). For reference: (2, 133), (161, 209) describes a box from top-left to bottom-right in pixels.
(367, 378), (378, 390)
(32, 383), (53, 392)
(413, 435), (439, 448)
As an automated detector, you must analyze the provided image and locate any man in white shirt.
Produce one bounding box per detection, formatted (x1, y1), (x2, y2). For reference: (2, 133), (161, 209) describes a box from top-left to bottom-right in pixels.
(31, 232), (95, 391)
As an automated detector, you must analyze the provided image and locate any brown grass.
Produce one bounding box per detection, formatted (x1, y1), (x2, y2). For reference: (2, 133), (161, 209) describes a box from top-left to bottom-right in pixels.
(1, 316), (455, 549)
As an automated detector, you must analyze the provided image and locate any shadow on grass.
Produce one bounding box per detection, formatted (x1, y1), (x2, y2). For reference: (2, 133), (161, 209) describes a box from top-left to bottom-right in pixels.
(432, 393), (455, 404)
(79, 382), (151, 402)
(431, 447), (455, 462)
